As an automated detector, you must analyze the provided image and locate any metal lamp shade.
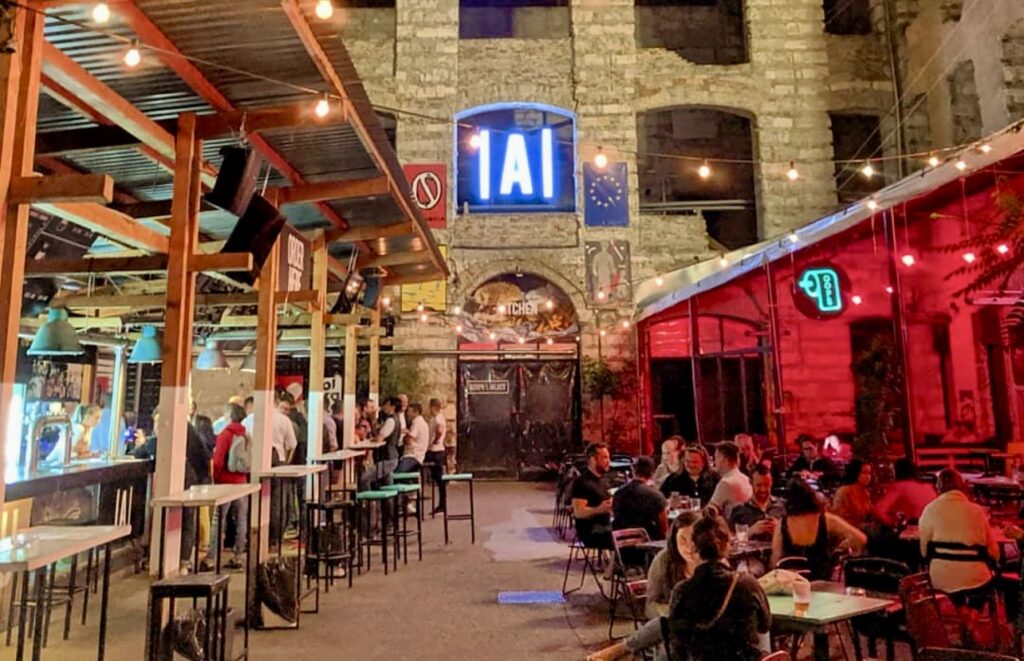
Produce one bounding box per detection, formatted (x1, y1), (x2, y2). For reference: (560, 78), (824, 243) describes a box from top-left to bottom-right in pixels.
(241, 352), (257, 373)
(128, 325), (162, 364)
(27, 308), (83, 356)
(195, 340), (229, 371)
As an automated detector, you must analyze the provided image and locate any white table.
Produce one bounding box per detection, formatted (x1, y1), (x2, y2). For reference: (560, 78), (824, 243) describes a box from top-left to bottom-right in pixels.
(319, 449), (365, 462)
(0, 525), (130, 661)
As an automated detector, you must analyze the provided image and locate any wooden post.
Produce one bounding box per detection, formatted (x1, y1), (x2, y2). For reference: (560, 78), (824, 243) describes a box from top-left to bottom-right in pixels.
(251, 239), (279, 552)
(369, 308), (381, 407)
(342, 324), (358, 448)
(0, 7), (40, 508)
(306, 232), (327, 461)
(152, 113), (202, 576)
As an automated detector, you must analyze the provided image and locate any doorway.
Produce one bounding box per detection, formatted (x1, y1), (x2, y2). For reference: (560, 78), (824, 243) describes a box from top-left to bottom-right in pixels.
(457, 360), (579, 479)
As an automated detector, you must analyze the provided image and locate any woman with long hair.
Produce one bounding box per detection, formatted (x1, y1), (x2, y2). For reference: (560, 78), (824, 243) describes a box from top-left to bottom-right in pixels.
(830, 458), (874, 530)
(66, 403), (101, 460)
(645, 511), (700, 618)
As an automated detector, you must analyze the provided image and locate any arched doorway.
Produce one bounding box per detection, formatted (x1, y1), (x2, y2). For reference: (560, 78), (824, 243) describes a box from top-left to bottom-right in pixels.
(455, 273), (581, 479)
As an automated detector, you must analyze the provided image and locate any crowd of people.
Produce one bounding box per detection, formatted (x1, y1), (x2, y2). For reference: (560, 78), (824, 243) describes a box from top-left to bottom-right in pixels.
(579, 431), (1014, 661)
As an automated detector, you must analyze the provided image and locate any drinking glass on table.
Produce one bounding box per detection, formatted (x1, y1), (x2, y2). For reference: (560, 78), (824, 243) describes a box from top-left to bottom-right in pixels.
(735, 523), (749, 545)
(792, 581), (811, 617)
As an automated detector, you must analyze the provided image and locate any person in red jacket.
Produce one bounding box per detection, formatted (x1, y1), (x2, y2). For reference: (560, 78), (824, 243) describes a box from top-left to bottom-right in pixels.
(208, 403), (250, 569)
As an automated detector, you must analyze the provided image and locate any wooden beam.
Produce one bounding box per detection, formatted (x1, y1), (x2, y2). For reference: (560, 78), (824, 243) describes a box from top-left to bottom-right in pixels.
(275, 289), (321, 305)
(192, 104), (349, 139)
(24, 254), (167, 277)
(270, 176), (389, 205)
(326, 313), (372, 326)
(111, 198), (218, 221)
(34, 202), (169, 253)
(35, 124), (138, 156)
(10, 173), (113, 204)
(368, 308), (380, 406)
(325, 221), (411, 244)
(58, 292), (259, 309)
(308, 232), (327, 458)
(360, 250), (429, 269)
(188, 252), (253, 274)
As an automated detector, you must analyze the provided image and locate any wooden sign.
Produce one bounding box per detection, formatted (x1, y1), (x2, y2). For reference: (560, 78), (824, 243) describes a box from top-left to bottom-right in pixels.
(279, 225), (312, 293)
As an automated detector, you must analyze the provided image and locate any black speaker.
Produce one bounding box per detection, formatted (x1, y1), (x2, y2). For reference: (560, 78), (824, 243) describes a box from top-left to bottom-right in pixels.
(362, 275), (381, 309)
(221, 194), (287, 286)
(206, 147), (263, 217)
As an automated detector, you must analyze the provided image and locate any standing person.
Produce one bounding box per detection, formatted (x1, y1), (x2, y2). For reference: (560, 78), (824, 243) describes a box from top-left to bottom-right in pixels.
(62, 403), (101, 461)
(831, 459), (875, 530)
(359, 397), (402, 491)
(660, 446), (718, 505)
(397, 393), (409, 432)
(243, 396), (254, 417)
(709, 441), (753, 519)
(612, 456), (669, 541)
(213, 396), (244, 435)
(396, 402), (429, 474)
(652, 436), (682, 489)
(323, 400), (339, 454)
(208, 403), (250, 569)
(243, 392), (298, 541)
(426, 399), (448, 513)
(193, 414), (217, 454)
(444, 426), (458, 474)
(571, 442), (613, 550)
(873, 458), (936, 526)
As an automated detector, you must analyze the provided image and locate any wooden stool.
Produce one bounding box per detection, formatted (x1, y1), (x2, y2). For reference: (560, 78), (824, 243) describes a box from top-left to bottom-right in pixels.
(442, 473), (475, 545)
(379, 484), (423, 563)
(146, 574), (232, 661)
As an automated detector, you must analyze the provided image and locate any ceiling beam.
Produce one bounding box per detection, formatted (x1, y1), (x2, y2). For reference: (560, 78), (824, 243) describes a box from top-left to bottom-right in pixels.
(34, 202), (170, 253)
(325, 221), (411, 244)
(111, 198), (218, 221)
(192, 104), (348, 139)
(384, 271), (444, 286)
(24, 254), (167, 277)
(10, 173), (113, 204)
(271, 175), (390, 205)
(359, 250), (429, 269)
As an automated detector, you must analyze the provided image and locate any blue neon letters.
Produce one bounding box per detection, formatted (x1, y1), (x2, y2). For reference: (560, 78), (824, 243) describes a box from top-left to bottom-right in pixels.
(797, 267), (843, 313)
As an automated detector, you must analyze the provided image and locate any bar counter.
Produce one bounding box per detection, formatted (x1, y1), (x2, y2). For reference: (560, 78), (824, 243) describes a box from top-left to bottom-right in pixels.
(5, 457), (152, 501)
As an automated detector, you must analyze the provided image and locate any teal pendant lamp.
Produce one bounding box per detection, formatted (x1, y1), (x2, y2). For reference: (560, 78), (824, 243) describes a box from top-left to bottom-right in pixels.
(27, 307), (84, 356)
(128, 325), (162, 364)
(195, 339), (229, 371)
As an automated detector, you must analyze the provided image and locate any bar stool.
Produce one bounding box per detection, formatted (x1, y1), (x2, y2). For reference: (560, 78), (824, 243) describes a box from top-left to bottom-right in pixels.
(391, 471), (424, 515)
(379, 484), (423, 563)
(354, 490), (398, 575)
(305, 500), (357, 595)
(442, 473), (475, 545)
(146, 573), (232, 661)
(420, 461), (438, 518)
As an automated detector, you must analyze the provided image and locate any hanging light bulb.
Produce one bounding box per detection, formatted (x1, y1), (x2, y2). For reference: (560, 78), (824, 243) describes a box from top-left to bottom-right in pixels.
(980, 143), (992, 154)
(546, 337), (554, 346)
(962, 252), (977, 264)
(594, 148), (608, 169)
(455, 324), (463, 334)
(123, 41), (142, 68)
(851, 295), (863, 305)
(698, 161), (712, 179)
(885, 286), (894, 294)
(517, 336), (526, 345)
(621, 320), (631, 330)
(596, 289), (606, 301)
(928, 154), (940, 168)
(654, 276), (664, 287)
(997, 243), (1011, 255)
(955, 159), (967, 171)
(861, 162), (874, 178)
(866, 199), (878, 211)
(381, 296), (392, 307)
(787, 233), (799, 244)
(497, 304), (507, 314)
(718, 255), (728, 268)
(416, 303), (425, 313)
(900, 254), (916, 267)
(452, 305), (462, 315)
(488, 331), (497, 341)
(315, 94), (331, 118)
(469, 132), (481, 149)
(315, 0), (334, 20)
(92, 2), (111, 24)
(599, 329), (607, 338)
(419, 313), (429, 323)
(545, 299), (554, 310)
(786, 162), (799, 181)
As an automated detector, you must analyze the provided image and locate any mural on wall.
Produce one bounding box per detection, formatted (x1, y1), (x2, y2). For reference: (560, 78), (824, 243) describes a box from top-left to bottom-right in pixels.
(401, 245), (448, 313)
(585, 241), (632, 305)
(457, 273), (578, 344)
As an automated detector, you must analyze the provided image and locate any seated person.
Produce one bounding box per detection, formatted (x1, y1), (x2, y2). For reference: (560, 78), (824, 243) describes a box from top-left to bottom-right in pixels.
(787, 435), (841, 488)
(612, 455), (668, 541)
(644, 512), (699, 619)
(661, 446), (718, 505)
(918, 468), (999, 598)
(830, 458), (875, 530)
(772, 478), (866, 581)
(652, 436), (682, 489)
(708, 441), (753, 520)
(730, 465), (786, 540)
(873, 458), (936, 527)
(572, 442), (613, 549)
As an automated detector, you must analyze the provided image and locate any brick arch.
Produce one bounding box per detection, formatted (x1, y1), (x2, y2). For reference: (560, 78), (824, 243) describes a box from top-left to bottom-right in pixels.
(633, 80), (761, 119)
(452, 258), (587, 322)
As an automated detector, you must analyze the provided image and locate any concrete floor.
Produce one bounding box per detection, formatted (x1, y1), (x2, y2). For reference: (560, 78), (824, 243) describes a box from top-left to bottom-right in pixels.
(3, 481), (914, 660)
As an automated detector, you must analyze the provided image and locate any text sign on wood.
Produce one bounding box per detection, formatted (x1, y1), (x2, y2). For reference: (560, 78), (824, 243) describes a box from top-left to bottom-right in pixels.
(278, 225), (312, 292)
(466, 380), (510, 395)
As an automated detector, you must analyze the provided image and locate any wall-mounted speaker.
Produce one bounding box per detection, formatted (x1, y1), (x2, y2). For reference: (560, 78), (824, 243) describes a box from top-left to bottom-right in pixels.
(221, 194), (287, 286)
(206, 147), (263, 217)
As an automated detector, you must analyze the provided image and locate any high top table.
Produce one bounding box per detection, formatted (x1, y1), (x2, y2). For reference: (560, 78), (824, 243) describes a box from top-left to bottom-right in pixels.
(252, 464), (327, 629)
(0, 524), (130, 661)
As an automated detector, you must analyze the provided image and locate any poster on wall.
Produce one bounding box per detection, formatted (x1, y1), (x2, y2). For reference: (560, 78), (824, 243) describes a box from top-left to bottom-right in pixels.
(403, 164), (447, 229)
(401, 245), (448, 313)
(584, 162), (629, 227)
(585, 241), (632, 305)
(26, 360), (84, 401)
(456, 273), (578, 344)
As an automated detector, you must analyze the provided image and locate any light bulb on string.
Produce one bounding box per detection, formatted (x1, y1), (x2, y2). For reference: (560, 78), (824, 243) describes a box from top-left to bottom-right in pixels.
(419, 313), (429, 323)
(315, 94), (331, 118)
(900, 254), (916, 267)
(452, 305), (462, 315)
(546, 338), (554, 346)
(980, 143), (992, 154)
(851, 295), (863, 305)
(718, 255), (728, 268)
(998, 243), (1011, 255)
(866, 199), (878, 211)
(599, 329), (607, 338)
(621, 320), (631, 330)
(698, 161), (712, 179)
(928, 154), (940, 168)
(962, 252), (976, 264)
(955, 159), (967, 171)
(497, 304), (507, 314)
(489, 331), (497, 341)
(885, 286), (894, 294)
(315, 0), (334, 20)
(517, 336), (526, 345)
(455, 324), (463, 334)
(416, 303), (425, 313)
(596, 289), (606, 301)
(468, 133), (481, 150)
(655, 276), (664, 287)
(594, 148), (608, 169)
(123, 41), (142, 68)
(545, 299), (554, 310)
(92, 2), (111, 24)
(786, 162), (799, 181)
(381, 296), (392, 308)
(787, 233), (799, 244)
(861, 162), (874, 178)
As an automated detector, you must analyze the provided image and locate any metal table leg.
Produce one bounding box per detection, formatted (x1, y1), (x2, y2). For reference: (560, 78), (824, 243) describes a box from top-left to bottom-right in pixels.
(98, 543), (112, 661)
(31, 567), (46, 661)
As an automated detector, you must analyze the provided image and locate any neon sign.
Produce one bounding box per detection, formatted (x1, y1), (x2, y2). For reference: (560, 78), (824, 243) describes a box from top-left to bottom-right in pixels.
(793, 265), (847, 319)
(456, 103), (575, 213)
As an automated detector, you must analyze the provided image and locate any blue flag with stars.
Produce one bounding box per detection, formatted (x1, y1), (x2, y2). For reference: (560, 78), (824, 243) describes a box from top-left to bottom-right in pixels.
(584, 162), (629, 227)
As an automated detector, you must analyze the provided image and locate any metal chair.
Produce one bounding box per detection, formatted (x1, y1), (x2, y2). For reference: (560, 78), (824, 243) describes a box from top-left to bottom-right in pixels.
(561, 537), (608, 599)
(844, 557), (912, 661)
(608, 527), (650, 638)
(899, 573), (956, 652)
(776, 556), (812, 578)
(760, 652), (792, 661)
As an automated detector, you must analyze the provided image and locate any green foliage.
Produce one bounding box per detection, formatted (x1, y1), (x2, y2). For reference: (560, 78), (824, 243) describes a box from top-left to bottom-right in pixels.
(938, 185), (1024, 297)
(582, 356), (622, 400)
(356, 354), (425, 401)
(851, 336), (903, 461)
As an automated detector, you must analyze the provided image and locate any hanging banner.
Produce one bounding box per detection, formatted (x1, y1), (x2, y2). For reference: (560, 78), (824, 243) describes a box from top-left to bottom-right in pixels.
(584, 162), (629, 227)
(278, 225), (312, 293)
(403, 163), (447, 229)
(585, 240), (632, 305)
(457, 273), (578, 344)
(401, 245), (448, 313)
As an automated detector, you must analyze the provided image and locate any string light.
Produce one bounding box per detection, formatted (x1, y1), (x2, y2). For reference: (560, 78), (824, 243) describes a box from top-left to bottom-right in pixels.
(980, 143), (992, 154)
(416, 303), (425, 313)
(599, 329), (607, 338)
(962, 252), (976, 264)
(419, 313), (429, 323)
(454, 324), (463, 334)
(545, 299), (554, 310)
(885, 286), (894, 294)
(315, 0), (334, 20)
(928, 154), (940, 167)
(861, 162), (874, 178)
(497, 304), (507, 314)
(315, 94), (331, 118)
(123, 41), (142, 68)
(718, 255), (728, 267)
(452, 305), (462, 315)
(786, 162), (799, 181)
(698, 161), (712, 179)
(654, 276), (664, 287)
(955, 159), (967, 171)
(546, 338), (554, 346)
(594, 147), (608, 169)
(381, 296), (391, 307)
(596, 289), (606, 301)
(517, 336), (526, 344)
(866, 199), (878, 211)
(621, 320), (631, 329)
(92, 2), (111, 24)
(489, 331), (497, 341)
(851, 295), (863, 305)
(997, 244), (1010, 255)
(469, 133), (481, 149)
(900, 254), (916, 267)
(787, 233), (799, 244)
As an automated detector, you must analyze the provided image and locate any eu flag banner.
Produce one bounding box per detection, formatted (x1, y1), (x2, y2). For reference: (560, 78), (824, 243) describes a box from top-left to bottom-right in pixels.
(584, 162), (629, 227)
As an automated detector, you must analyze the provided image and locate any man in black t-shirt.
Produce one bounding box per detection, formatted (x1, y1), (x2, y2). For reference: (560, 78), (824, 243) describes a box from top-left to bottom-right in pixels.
(612, 456), (668, 541)
(571, 442), (613, 549)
